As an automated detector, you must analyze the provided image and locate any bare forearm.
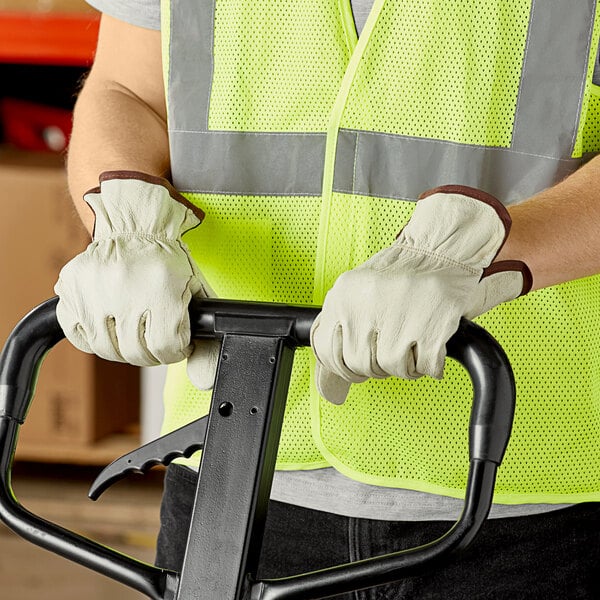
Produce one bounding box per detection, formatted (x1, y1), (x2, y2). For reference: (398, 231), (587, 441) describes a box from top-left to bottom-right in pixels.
(65, 15), (168, 234)
(497, 156), (600, 290)
(67, 78), (169, 233)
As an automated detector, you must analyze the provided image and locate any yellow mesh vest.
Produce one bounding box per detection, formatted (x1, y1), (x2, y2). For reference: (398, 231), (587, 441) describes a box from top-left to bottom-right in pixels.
(160, 0), (600, 504)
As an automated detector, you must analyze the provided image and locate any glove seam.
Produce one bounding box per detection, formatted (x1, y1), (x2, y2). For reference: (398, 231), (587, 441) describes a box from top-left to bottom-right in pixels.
(482, 259), (533, 296)
(94, 232), (183, 242)
(98, 170), (206, 222)
(392, 242), (481, 275)
(418, 184), (511, 235)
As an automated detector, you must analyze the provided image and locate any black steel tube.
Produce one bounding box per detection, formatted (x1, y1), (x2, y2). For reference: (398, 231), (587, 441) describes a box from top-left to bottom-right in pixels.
(447, 319), (515, 464)
(0, 417), (176, 599)
(0, 297), (63, 423)
(249, 460), (497, 600)
(0, 298), (175, 600)
(0, 297), (515, 600)
(189, 297), (319, 345)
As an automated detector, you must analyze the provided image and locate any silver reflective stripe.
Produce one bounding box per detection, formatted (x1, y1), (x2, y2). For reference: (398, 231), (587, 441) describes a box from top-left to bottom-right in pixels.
(167, 0), (328, 196)
(332, 129), (581, 205)
(332, 0), (596, 203)
(168, 0), (214, 133)
(512, 0), (596, 158)
(167, 0), (595, 199)
(171, 131), (326, 195)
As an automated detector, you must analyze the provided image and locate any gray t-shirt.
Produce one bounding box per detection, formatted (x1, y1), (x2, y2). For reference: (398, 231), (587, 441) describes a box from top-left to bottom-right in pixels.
(88, 0), (160, 30)
(87, 0), (373, 34)
(85, 0), (567, 521)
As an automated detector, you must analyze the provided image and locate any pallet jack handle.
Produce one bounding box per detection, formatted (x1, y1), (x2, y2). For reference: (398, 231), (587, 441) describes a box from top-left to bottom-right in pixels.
(0, 296), (515, 600)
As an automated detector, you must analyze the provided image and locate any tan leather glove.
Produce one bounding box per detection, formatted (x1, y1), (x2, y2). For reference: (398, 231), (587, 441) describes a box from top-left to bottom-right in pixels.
(311, 185), (532, 405)
(55, 171), (219, 389)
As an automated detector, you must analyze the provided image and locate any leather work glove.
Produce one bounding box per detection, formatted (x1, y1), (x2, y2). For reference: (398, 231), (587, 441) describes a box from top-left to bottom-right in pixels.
(310, 185), (532, 405)
(55, 171), (219, 389)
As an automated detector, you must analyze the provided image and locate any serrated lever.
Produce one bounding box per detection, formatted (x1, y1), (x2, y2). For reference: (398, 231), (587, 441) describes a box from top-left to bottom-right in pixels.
(88, 415), (208, 500)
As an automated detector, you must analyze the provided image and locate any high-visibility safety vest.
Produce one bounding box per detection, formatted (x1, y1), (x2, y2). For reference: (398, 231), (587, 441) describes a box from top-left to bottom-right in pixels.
(159, 0), (600, 504)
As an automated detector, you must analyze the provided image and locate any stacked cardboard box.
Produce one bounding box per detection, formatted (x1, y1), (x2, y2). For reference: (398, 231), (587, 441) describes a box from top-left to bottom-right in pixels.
(0, 150), (139, 452)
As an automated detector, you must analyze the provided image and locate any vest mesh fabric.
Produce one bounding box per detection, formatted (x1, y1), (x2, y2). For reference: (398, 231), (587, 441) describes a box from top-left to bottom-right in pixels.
(161, 0), (600, 503)
(162, 193), (328, 469)
(573, 12), (600, 157)
(340, 0), (531, 146)
(312, 194), (600, 502)
(208, 0), (352, 132)
(582, 89), (600, 152)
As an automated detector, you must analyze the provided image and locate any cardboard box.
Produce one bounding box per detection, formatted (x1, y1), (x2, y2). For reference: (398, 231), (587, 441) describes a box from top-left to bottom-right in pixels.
(0, 151), (139, 448)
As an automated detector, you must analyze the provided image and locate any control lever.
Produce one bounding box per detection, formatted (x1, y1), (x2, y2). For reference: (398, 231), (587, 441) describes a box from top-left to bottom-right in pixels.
(88, 415), (208, 500)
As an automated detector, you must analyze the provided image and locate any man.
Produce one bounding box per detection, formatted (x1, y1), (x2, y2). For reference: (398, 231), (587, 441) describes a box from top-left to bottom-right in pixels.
(57, 1), (600, 597)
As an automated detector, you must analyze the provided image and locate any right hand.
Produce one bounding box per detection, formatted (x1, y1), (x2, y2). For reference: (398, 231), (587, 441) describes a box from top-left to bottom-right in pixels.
(55, 171), (219, 389)
(311, 186), (531, 405)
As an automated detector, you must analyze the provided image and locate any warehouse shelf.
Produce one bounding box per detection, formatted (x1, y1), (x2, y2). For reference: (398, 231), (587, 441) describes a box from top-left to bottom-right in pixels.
(0, 11), (99, 66)
(15, 431), (141, 466)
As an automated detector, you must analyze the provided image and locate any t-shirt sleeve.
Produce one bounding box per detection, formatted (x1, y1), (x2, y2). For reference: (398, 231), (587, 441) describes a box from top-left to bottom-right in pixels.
(86, 0), (161, 30)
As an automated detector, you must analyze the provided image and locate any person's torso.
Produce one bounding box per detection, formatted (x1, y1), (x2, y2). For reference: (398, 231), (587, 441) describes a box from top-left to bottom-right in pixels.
(159, 0), (600, 505)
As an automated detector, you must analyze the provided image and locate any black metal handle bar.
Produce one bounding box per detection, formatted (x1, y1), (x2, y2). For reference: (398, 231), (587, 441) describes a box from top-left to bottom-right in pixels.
(0, 297), (515, 600)
(192, 297), (514, 465)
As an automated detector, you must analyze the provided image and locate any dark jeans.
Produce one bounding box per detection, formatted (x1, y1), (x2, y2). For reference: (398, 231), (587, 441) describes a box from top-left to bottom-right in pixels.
(156, 465), (600, 599)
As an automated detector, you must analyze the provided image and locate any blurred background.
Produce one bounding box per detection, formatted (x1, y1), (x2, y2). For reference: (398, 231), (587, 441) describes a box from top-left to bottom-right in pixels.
(0, 2), (166, 597)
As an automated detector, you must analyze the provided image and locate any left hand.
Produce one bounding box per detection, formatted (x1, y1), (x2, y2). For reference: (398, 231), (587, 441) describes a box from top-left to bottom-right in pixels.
(310, 186), (532, 405)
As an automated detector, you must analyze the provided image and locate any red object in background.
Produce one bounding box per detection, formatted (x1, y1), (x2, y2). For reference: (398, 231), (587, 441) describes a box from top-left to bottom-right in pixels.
(1, 97), (72, 153)
(0, 12), (100, 66)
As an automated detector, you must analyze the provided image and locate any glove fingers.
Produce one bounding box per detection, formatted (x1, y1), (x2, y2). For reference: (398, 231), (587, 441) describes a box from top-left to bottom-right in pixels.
(72, 315), (133, 364)
(414, 339), (447, 380)
(311, 318), (367, 383)
(378, 329), (454, 380)
(187, 339), (221, 390)
(376, 332), (420, 380)
(108, 312), (162, 366)
(342, 328), (388, 380)
(56, 294), (133, 363)
(56, 299), (95, 355)
(58, 305), (193, 367)
(315, 362), (352, 405)
(130, 277), (198, 365)
(368, 329), (388, 379)
(411, 317), (460, 379)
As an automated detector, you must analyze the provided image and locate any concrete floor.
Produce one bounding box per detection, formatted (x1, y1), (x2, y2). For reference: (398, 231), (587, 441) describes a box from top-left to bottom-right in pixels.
(0, 463), (164, 599)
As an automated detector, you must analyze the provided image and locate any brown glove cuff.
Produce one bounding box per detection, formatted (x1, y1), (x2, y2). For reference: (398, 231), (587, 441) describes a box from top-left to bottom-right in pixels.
(418, 185), (512, 235)
(86, 170), (205, 222)
(419, 185), (532, 296)
(483, 260), (533, 296)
